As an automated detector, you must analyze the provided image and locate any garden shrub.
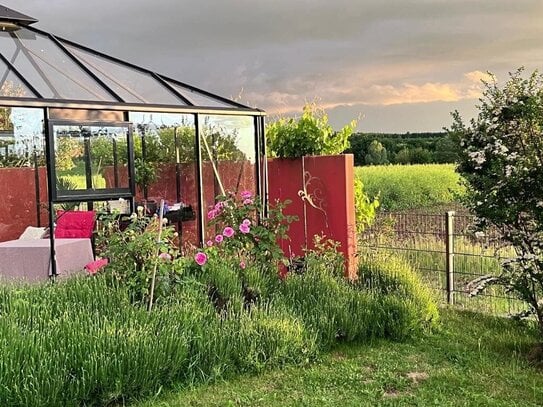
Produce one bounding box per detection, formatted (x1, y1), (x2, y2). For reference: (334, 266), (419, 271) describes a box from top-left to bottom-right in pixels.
(356, 253), (440, 333)
(266, 102), (356, 158)
(450, 68), (543, 337)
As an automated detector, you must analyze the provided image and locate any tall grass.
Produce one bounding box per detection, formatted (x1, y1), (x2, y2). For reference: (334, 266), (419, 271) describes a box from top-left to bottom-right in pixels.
(0, 255), (438, 407)
(356, 164), (465, 211)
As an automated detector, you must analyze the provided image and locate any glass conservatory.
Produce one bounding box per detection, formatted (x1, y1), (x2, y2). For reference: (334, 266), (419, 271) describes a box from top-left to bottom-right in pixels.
(0, 5), (266, 279)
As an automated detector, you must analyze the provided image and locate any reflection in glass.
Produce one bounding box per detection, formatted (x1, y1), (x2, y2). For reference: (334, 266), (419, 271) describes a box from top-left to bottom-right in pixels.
(0, 107), (47, 242)
(66, 44), (184, 105)
(129, 112), (198, 249)
(10, 28), (116, 101)
(52, 124), (131, 198)
(200, 115), (256, 238)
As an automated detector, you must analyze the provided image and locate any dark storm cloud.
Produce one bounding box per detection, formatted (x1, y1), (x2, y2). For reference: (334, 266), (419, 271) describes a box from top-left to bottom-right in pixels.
(2, 0), (542, 131)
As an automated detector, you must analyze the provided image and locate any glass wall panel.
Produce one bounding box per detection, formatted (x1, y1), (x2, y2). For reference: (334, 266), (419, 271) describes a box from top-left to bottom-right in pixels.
(0, 107), (47, 242)
(129, 112), (198, 250)
(200, 115), (256, 239)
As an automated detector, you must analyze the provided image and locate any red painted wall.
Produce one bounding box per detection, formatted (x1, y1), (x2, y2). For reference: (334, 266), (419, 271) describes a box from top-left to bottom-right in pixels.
(0, 167), (49, 242)
(268, 154), (357, 278)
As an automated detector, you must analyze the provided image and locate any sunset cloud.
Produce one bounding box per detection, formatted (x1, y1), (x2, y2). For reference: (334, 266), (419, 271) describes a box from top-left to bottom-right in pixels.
(254, 71), (490, 116)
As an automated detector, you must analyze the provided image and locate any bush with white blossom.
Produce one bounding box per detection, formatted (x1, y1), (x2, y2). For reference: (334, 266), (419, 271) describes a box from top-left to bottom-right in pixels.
(450, 68), (543, 336)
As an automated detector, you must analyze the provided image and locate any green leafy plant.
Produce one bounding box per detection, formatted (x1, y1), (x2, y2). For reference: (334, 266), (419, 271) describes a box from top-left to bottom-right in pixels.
(134, 157), (158, 193)
(266, 102), (357, 158)
(450, 68), (543, 336)
(354, 177), (379, 234)
(95, 212), (185, 305)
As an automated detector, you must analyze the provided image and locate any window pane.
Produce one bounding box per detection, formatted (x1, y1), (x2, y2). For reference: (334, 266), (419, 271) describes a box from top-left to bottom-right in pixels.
(53, 124), (131, 198)
(129, 112), (199, 249)
(200, 115), (256, 239)
(0, 107), (47, 242)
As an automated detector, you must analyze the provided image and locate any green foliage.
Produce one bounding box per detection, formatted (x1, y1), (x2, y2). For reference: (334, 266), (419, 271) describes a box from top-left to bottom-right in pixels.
(346, 131), (460, 165)
(0, 244), (439, 406)
(364, 140), (388, 165)
(357, 253), (440, 333)
(451, 68), (543, 336)
(134, 157), (158, 192)
(203, 192), (298, 270)
(353, 178), (379, 234)
(356, 164), (465, 210)
(266, 103), (356, 158)
(95, 213), (185, 305)
(56, 174), (106, 190)
(56, 137), (83, 171)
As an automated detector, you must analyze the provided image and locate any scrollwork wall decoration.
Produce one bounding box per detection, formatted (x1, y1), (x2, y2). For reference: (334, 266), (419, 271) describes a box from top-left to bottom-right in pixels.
(297, 157), (330, 240)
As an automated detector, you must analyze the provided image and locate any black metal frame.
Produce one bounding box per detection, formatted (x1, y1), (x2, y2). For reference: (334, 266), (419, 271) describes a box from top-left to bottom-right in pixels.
(47, 119), (135, 203)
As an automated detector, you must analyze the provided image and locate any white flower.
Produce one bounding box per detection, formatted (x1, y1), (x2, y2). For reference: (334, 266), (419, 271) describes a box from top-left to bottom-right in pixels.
(474, 231), (485, 239)
(468, 151), (486, 168)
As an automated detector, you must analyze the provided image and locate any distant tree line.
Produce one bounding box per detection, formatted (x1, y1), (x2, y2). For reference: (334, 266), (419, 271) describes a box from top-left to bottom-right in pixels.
(344, 132), (460, 165)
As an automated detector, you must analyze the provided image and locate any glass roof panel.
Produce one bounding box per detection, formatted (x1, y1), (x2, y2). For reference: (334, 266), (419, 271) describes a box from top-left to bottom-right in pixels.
(0, 58), (36, 98)
(64, 43), (187, 105)
(166, 80), (238, 108)
(10, 28), (116, 101)
(0, 30), (57, 98)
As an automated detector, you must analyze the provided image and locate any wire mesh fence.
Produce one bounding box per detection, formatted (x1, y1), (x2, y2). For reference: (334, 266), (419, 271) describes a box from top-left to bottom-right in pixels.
(360, 209), (526, 316)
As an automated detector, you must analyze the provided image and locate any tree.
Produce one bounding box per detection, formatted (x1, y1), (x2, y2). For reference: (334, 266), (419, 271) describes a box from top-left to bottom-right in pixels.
(451, 68), (543, 337)
(364, 140), (388, 165)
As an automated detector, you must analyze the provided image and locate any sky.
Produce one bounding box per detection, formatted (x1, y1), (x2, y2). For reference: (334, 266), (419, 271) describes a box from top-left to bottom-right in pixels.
(2, 0), (543, 132)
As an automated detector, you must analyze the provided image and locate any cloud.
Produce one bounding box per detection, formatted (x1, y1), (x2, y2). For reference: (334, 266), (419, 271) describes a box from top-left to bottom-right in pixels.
(1, 0), (542, 132)
(251, 70), (490, 115)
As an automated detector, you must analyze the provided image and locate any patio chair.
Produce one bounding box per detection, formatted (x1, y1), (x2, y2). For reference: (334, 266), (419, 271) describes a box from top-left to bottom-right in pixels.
(54, 211), (97, 257)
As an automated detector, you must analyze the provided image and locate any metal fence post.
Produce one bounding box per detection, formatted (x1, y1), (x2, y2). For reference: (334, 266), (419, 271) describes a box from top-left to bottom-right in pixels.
(445, 211), (455, 304)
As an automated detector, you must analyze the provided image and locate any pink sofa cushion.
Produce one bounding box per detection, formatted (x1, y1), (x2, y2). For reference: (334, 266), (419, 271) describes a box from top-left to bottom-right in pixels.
(55, 211), (96, 239)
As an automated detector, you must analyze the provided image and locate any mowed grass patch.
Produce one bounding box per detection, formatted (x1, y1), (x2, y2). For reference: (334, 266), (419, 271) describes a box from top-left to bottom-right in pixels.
(133, 309), (543, 407)
(356, 164), (465, 211)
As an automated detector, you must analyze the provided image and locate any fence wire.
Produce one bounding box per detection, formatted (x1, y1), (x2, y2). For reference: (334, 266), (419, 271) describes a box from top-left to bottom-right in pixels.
(360, 210), (526, 316)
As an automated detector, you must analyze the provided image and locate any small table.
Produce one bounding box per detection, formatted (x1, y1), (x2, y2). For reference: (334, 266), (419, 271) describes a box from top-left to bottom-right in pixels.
(0, 238), (94, 282)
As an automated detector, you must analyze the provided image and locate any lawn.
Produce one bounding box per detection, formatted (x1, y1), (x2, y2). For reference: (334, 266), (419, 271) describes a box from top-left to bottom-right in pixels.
(134, 309), (543, 406)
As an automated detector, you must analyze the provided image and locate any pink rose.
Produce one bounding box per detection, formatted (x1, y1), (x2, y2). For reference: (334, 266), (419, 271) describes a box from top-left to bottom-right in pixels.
(239, 223), (250, 234)
(215, 234), (224, 243)
(206, 240), (214, 247)
(194, 252), (207, 266)
(214, 201), (225, 211)
(159, 252), (172, 261)
(223, 227), (235, 238)
(243, 198), (253, 205)
(207, 209), (218, 220)
(240, 261), (246, 269)
(242, 218), (251, 226)
(241, 190), (252, 199)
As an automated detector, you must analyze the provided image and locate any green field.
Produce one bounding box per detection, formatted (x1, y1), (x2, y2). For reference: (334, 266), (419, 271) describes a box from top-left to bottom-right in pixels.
(356, 164), (465, 211)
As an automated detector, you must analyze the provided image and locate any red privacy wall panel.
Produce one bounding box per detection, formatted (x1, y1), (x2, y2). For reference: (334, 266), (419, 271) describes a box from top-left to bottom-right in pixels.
(267, 154), (357, 278)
